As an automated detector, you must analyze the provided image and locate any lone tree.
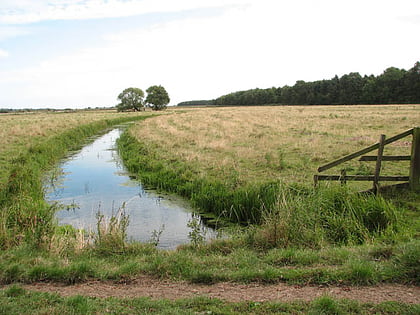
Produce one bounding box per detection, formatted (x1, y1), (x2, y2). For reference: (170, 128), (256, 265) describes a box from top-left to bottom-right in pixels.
(146, 85), (170, 110)
(116, 87), (145, 112)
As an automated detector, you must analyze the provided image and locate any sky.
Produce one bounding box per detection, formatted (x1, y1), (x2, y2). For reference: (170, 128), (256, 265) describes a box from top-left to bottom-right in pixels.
(0, 0), (419, 109)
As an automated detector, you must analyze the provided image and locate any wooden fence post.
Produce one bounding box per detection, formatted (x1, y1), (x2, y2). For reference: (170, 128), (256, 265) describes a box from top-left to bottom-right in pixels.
(373, 134), (386, 193)
(410, 127), (420, 192)
(340, 169), (347, 186)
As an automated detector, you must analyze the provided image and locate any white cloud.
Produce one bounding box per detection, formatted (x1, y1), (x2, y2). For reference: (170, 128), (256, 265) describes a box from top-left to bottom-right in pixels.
(0, 0), (249, 24)
(0, 26), (31, 40)
(0, 0), (419, 108)
(0, 4), (253, 107)
(0, 48), (8, 57)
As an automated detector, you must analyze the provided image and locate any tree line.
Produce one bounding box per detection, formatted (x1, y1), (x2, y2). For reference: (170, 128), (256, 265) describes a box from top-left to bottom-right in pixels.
(178, 62), (420, 106)
(177, 100), (215, 106)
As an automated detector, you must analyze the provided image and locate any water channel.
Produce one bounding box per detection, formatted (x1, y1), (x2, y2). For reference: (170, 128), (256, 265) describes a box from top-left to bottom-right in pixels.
(45, 128), (216, 249)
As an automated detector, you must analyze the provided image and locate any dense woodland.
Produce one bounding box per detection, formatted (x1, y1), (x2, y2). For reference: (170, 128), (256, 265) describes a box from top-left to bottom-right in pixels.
(178, 62), (420, 106)
(176, 100), (215, 106)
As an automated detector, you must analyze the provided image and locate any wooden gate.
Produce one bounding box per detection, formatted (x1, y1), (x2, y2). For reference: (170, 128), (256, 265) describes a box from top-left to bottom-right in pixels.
(314, 127), (420, 192)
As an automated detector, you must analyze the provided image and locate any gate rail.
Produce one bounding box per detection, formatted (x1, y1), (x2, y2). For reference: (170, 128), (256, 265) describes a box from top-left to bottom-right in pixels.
(314, 127), (420, 192)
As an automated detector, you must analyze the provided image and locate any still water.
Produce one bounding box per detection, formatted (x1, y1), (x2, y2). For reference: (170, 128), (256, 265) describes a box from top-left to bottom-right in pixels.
(45, 128), (215, 249)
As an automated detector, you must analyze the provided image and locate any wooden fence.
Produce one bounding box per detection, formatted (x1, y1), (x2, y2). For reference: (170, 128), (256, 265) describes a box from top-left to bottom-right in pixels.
(314, 127), (420, 192)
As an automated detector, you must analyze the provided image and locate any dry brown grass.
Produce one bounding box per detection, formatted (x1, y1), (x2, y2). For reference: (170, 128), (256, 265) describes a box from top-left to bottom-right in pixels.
(0, 110), (142, 146)
(131, 105), (419, 187)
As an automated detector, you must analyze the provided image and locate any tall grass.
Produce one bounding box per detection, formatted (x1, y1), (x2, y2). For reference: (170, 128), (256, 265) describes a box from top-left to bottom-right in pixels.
(0, 115), (150, 249)
(94, 207), (130, 255)
(252, 186), (402, 249)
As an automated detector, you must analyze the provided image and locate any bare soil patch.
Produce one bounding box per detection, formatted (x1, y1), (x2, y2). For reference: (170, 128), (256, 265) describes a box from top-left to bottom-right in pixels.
(13, 276), (420, 304)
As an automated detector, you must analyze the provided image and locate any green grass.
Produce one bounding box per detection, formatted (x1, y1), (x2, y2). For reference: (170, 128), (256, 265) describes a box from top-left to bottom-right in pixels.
(1, 286), (418, 315)
(118, 131), (413, 249)
(0, 239), (418, 286)
(0, 108), (418, 312)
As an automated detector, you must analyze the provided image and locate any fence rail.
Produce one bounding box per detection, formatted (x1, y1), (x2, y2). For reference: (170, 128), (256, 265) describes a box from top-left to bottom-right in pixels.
(314, 127), (420, 192)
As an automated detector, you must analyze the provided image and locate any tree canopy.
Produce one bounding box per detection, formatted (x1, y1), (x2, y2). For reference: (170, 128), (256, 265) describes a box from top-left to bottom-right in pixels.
(206, 62), (420, 106)
(116, 87), (145, 112)
(146, 85), (170, 110)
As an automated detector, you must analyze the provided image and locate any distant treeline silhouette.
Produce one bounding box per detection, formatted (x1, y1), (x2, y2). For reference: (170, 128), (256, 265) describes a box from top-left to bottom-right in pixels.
(178, 62), (420, 106)
(177, 100), (215, 106)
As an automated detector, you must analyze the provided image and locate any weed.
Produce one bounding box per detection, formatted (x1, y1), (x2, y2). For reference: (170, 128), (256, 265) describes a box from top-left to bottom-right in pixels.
(187, 216), (205, 247)
(94, 206), (129, 255)
(149, 224), (165, 247)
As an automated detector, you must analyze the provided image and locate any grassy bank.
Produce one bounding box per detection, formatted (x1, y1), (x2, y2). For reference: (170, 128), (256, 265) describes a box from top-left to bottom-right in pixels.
(114, 105), (419, 286)
(0, 239), (419, 285)
(119, 131), (413, 245)
(0, 107), (418, 313)
(1, 286), (419, 315)
(118, 105), (418, 245)
(0, 111), (152, 249)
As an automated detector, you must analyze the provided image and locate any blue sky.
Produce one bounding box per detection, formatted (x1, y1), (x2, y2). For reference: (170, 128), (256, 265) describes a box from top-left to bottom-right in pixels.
(0, 0), (419, 109)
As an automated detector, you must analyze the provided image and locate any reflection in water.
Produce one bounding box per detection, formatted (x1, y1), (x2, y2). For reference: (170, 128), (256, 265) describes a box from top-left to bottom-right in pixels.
(45, 129), (216, 249)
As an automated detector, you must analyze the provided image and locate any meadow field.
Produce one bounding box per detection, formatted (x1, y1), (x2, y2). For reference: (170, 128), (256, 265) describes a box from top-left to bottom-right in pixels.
(0, 105), (419, 314)
(131, 105), (418, 187)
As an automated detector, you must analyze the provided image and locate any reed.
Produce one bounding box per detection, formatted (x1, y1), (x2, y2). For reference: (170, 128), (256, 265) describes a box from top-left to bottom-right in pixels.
(93, 207), (130, 255)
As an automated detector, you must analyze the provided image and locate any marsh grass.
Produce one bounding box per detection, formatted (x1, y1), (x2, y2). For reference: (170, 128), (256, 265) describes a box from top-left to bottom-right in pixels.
(49, 225), (87, 257)
(248, 186), (405, 250)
